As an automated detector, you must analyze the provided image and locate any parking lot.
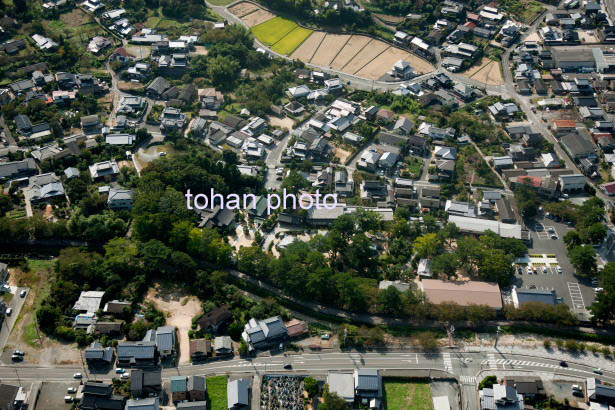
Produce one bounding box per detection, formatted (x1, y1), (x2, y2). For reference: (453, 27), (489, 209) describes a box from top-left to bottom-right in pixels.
(36, 382), (78, 410)
(514, 215), (596, 317)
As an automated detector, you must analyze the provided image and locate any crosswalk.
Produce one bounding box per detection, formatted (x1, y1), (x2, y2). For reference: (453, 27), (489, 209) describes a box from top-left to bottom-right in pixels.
(481, 358), (560, 369)
(487, 353), (497, 370)
(460, 376), (476, 385)
(568, 282), (586, 310)
(443, 353), (453, 372)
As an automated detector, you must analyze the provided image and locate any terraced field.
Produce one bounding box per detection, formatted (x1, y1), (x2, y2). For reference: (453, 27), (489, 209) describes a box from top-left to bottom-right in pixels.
(271, 26), (313, 55)
(252, 16), (298, 46)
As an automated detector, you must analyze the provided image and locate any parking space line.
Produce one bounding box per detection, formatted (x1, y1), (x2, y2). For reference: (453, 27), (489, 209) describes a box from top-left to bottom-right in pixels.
(567, 282), (586, 310)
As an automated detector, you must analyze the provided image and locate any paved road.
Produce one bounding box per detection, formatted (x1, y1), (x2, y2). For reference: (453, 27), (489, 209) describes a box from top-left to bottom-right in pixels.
(0, 287), (29, 353)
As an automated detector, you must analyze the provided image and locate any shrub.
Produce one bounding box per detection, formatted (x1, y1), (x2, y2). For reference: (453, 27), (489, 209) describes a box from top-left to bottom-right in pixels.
(543, 339), (552, 349)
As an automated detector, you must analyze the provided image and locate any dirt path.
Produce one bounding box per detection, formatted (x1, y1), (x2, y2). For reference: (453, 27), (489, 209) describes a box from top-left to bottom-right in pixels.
(146, 287), (201, 365)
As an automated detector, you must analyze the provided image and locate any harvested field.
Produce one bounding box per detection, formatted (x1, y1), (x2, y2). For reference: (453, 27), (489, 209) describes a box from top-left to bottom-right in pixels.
(290, 31), (325, 61)
(228, 1), (260, 17)
(272, 26), (313, 55)
(252, 16), (297, 45)
(356, 46), (410, 79)
(60, 8), (90, 26)
(330, 35), (372, 71)
(309, 33), (351, 67)
(405, 53), (435, 74)
(242, 8), (276, 28)
(470, 60), (504, 86)
(464, 57), (491, 77)
(342, 39), (388, 74)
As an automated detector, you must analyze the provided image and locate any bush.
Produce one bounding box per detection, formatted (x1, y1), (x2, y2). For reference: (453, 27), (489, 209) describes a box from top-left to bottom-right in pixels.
(565, 339), (579, 352)
(416, 331), (439, 351)
(479, 375), (497, 390)
(543, 339), (552, 349)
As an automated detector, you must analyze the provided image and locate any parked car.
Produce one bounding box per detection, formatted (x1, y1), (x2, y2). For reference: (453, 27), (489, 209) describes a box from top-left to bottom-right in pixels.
(73, 373), (82, 379)
(594, 368), (603, 374)
(13, 350), (24, 356)
(159, 152), (167, 157)
(283, 363), (292, 369)
(572, 385), (581, 391)
(11, 355), (22, 362)
(6, 308), (13, 316)
(557, 266), (563, 273)
(542, 267), (547, 273)
(595, 288), (604, 293)
(120, 373), (130, 380)
(64, 396), (73, 403)
(19, 290), (26, 298)
(67, 387), (77, 394)
(560, 361), (568, 367)
(115, 368), (125, 374)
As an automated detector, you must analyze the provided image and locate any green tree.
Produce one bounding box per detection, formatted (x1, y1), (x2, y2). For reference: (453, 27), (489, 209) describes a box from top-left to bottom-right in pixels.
(479, 376), (497, 390)
(569, 245), (597, 277)
(320, 384), (350, 410)
(477, 249), (514, 286)
(377, 286), (403, 314)
(515, 183), (539, 218)
(413, 233), (442, 259)
(432, 252), (459, 279)
(590, 262), (615, 325)
(563, 230), (582, 250)
(588, 223), (608, 244)
(304, 376), (319, 398)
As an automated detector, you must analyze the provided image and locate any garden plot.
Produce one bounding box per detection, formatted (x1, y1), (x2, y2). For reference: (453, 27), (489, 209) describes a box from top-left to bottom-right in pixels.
(242, 8), (276, 27)
(309, 33), (351, 67)
(330, 35), (372, 71)
(290, 31), (325, 61)
(228, 1), (260, 17)
(252, 17), (297, 45)
(342, 39), (389, 74)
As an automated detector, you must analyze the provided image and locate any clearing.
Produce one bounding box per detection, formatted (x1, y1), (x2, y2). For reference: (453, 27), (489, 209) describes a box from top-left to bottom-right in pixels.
(356, 46), (409, 79)
(333, 147), (352, 164)
(469, 60), (504, 86)
(271, 26), (313, 55)
(146, 286), (201, 365)
(208, 0), (235, 4)
(290, 31), (325, 62)
(252, 16), (297, 45)
(125, 45), (151, 59)
(60, 8), (90, 26)
(6, 259), (81, 366)
(242, 8), (276, 28)
(309, 34), (351, 67)
(207, 376), (228, 410)
(500, 0), (545, 23)
(268, 116), (295, 131)
(464, 57), (491, 77)
(330, 35), (372, 71)
(383, 379), (434, 410)
(228, 2), (260, 17)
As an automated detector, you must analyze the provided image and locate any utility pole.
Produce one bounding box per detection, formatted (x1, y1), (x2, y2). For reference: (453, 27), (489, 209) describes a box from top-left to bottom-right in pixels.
(495, 326), (501, 348)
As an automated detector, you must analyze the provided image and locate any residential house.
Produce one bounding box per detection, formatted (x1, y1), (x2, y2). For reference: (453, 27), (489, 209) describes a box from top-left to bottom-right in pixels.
(241, 316), (288, 350)
(227, 379), (250, 410)
(198, 306), (232, 334)
(85, 342), (114, 366)
(481, 384), (524, 410)
(327, 373), (355, 404)
(170, 376), (188, 402)
(25, 173), (65, 204)
(420, 279), (503, 309)
(408, 135), (428, 156)
(89, 160), (120, 181)
(79, 382), (125, 410)
(160, 107), (187, 132)
(360, 180), (389, 201)
(335, 169), (354, 198)
(146, 77), (170, 99)
(0, 158), (37, 181)
(107, 188), (133, 210)
(81, 115), (101, 135)
(213, 336), (233, 356)
(143, 326), (175, 358)
(445, 200), (476, 217)
(117, 341), (157, 367)
(560, 132), (597, 160)
(354, 369), (382, 408)
(560, 174), (586, 192)
(393, 117), (414, 135)
(511, 288), (557, 308)
(188, 376), (207, 402)
(125, 398), (158, 410)
(587, 378), (615, 406)
(189, 339), (211, 361)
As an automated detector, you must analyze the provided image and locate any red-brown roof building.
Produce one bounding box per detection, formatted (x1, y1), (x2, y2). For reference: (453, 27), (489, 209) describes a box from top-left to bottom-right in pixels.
(420, 279), (503, 309)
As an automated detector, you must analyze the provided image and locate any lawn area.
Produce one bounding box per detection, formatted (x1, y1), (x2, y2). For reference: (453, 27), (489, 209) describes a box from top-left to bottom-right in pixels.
(208, 0), (235, 4)
(499, 0), (545, 23)
(206, 376), (228, 410)
(383, 379), (434, 410)
(252, 16), (298, 46)
(403, 156), (423, 179)
(271, 27), (313, 55)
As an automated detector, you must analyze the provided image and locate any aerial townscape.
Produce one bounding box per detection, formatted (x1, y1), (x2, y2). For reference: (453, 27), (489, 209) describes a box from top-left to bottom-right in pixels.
(6, 0), (615, 409)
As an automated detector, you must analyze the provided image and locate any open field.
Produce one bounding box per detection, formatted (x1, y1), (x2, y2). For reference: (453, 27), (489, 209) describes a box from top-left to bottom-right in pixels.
(309, 33), (350, 66)
(330, 35), (372, 70)
(60, 8), (90, 25)
(271, 26), (313, 55)
(268, 115), (295, 130)
(228, 1), (260, 17)
(207, 376), (228, 410)
(333, 147), (352, 163)
(501, 0), (545, 23)
(290, 31), (325, 61)
(383, 379), (434, 410)
(242, 8), (276, 28)
(470, 60), (504, 86)
(208, 0), (235, 5)
(356, 46), (408, 79)
(342, 39), (388, 74)
(464, 57), (491, 77)
(252, 17), (297, 45)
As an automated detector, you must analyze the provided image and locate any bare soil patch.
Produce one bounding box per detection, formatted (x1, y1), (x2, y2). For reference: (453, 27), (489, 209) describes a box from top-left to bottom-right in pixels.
(309, 34), (351, 67)
(356, 47), (405, 79)
(191, 45), (208, 56)
(118, 81), (145, 92)
(290, 31), (325, 62)
(342, 39), (388, 74)
(242, 8), (275, 27)
(268, 116), (295, 131)
(470, 60), (504, 86)
(125, 45), (150, 59)
(330, 35), (371, 71)
(228, 2), (260, 17)
(333, 147), (351, 163)
(61, 8), (90, 26)
(464, 57), (491, 77)
(146, 286), (202, 365)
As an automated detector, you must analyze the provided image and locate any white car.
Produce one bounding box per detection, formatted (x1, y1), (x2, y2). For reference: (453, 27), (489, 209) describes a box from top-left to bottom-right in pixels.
(159, 152), (167, 157)
(19, 290), (26, 298)
(73, 373), (82, 379)
(6, 308), (12, 316)
(67, 387), (77, 394)
(595, 287), (604, 293)
(120, 373), (130, 380)
(542, 267), (547, 273)
(557, 266), (563, 273)
(64, 396), (73, 403)
(572, 385), (582, 392)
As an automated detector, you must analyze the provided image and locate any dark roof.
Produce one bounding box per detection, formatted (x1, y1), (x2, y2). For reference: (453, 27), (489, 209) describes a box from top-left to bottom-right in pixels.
(118, 341), (156, 359)
(147, 77), (169, 95)
(377, 131), (408, 147)
(222, 115), (246, 130)
(14, 114), (32, 130)
(187, 376), (206, 392)
(0, 384), (19, 410)
(198, 306), (232, 329)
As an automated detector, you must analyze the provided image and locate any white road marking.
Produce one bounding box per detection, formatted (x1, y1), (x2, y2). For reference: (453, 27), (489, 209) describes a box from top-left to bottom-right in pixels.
(460, 376), (476, 384)
(443, 353), (453, 372)
(567, 282), (586, 310)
